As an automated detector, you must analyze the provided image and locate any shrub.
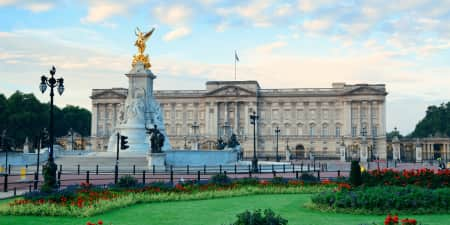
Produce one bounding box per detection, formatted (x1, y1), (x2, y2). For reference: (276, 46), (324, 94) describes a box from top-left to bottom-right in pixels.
(41, 162), (58, 192)
(349, 161), (362, 187)
(209, 173), (231, 186)
(311, 186), (450, 214)
(300, 173), (318, 182)
(232, 209), (288, 225)
(271, 177), (288, 185)
(234, 178), (259, 186)
(118, 175), (138, 188)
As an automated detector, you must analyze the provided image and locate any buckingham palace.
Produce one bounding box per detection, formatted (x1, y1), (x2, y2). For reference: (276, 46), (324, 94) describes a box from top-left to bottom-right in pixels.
(90, 80), (388, 160)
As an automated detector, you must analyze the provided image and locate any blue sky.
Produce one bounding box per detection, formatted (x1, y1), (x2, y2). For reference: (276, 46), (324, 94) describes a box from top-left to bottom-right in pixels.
(0, 0), (449, 135)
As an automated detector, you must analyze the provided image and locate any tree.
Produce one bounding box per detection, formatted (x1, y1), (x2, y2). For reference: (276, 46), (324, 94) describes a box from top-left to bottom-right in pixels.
(411, 102), (450, 138)
(0, 91), (91, 149)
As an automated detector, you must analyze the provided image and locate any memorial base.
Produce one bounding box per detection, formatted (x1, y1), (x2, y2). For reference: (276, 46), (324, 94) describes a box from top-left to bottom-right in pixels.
(147, 152), (166, 170)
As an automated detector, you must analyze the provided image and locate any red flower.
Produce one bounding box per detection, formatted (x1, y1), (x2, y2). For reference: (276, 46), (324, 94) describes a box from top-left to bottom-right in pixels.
(97, 220), (103, 225)
(393, 215), (399, 223)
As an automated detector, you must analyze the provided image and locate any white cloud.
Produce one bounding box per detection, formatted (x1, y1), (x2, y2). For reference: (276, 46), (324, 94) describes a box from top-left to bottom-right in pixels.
(298, 0), (337, 12)
(153, 4), (192, 26)
(23, 2), (53, 12)
(163, 27), (191, 41)
(216, 0), (273, 27)
(254, 41), (287, 54)
(81, 1), (127, 23)
(274, 3), (293, 17)
(215, 22), (228, 32)
(303, 19), (332, 32)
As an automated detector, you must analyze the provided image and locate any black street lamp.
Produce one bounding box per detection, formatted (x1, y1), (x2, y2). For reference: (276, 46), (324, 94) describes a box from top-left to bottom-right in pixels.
(39, 66), (64, 190)
(250, 111), (259, 172)
(275, 126), (281, 162)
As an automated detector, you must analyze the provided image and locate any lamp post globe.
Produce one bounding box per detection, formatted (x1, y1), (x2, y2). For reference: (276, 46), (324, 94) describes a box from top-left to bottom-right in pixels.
(39, 66), (64, 191)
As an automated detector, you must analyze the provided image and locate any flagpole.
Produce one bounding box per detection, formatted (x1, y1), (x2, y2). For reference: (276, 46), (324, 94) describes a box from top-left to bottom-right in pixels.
(234, 56), (236, 81)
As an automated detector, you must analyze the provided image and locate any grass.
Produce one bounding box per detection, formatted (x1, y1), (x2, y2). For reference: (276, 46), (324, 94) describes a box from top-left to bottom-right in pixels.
(0, 194), (448, 225)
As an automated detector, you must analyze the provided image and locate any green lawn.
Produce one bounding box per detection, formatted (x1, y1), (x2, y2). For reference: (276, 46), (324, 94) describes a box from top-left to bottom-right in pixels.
(0, 194), (448, 225)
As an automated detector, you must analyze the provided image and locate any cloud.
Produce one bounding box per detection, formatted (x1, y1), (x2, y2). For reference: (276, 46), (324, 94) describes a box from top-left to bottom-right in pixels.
(0, 0), (54, 12)
(153, 4), (192, 26)
(215, 22), (228, 32)
(216, 0), (273, 27)
(302, 19), (332, 32)
(23, 2), (53, 12)
(254, 41), (287, 54)
(298, 0), (338, 12)
(163, 27), (191, 41)
(81, 1), (128, 23)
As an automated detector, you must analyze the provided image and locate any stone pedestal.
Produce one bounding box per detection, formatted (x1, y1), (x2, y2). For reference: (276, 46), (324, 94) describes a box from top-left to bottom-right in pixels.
(360, 143), (368, 162)
(415, 146), (422, 163)
(147, 152), (166, 170)
(339, 145), (346, 162)
(392, 139), (400, 161)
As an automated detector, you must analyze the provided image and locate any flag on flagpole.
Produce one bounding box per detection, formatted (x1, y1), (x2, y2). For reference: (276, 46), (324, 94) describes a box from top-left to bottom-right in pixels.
(235, 50), (239, 62)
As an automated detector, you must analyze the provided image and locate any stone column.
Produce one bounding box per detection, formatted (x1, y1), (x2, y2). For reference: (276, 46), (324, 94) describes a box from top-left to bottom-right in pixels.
(235, 101), (239, 134)
(103, 104), (108, 136)
(216, 102), (220, 138)
(392, 137), (400, 161)
(415, 141), (422, 163)
(343, 101), (351, 137)
(91, 103), (98, 137)
(113, 103), (117, 130)
(244, 102), (249, 135)
(205, 102), (210, 136)
(380, 101), (386, 136)
(340, 143), (346, 162)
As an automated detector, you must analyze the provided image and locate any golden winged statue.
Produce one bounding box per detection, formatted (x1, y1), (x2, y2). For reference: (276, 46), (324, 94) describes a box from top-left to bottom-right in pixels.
(132, 27), (155, 69)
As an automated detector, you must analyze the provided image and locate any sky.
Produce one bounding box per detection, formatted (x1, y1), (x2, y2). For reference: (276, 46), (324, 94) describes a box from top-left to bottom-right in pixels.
(0, 0), (449, 135)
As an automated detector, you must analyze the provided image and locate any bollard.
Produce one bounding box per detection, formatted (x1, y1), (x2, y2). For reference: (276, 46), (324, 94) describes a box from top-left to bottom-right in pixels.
(57, 171), (61, 187)
(33, 172), (38, 190)
(77, 164), (80, 175)
(170, 169), (174, 183)
(133, 165), (136, 175)
(337, 170), (341, 177)
(259, 165), (262, 174)
(204, 165), (207, 175)
(114, 165), (118, 184)
(317, 170), (320, 181)
(187, 165), (190, 175)
(20, 167), (26, 180)
(300, 163), (303, 172)
(272, 170), (276, 178)
(283, 164), (285, 173)
(142, 170), (146, 184)
(153, 165), (155, 175)
(197, 171), (201, 183)
(292, 164), (294, 173)
(219, 165), (222, 174)
(3, 174), (7, 192)
(86, 171), (90, 183)
(234, 164), (237, 174)
(8, 165), (11, 175)
(271, 164), (274, 173)
(318, 162), (321, 171)
(295, 171), (299, 179)
(13, 187), (16, 196)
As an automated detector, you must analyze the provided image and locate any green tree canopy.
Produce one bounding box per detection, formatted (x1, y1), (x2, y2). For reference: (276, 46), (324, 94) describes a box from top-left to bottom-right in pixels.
(1, 91), (91, 149)
(411, 102), (450, 138)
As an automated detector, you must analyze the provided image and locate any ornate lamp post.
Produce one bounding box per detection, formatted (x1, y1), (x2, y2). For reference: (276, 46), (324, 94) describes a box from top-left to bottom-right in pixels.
(39, 66), (64, 190)
(250, 111), (259, 172)
(275, 126), (281, 162)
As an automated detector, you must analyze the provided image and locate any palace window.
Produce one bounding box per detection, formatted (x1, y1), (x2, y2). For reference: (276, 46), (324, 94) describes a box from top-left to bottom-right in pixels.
(323, 109), (329, 120)
(284, 110), (291, 121)
(309, 124), (315, 136)
(335, 126), (341, 137)
(272, 109), (279, 120)
(297, 125), (303, 136)
(322, 124), (328, 136)
(351, 126), (357, 137)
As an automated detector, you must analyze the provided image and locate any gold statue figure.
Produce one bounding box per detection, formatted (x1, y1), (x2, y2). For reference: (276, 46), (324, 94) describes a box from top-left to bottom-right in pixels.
(132, 27), (155, 69)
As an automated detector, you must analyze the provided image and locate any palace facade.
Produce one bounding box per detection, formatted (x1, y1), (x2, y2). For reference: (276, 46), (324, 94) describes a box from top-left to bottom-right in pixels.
(90, 81), (388, 160)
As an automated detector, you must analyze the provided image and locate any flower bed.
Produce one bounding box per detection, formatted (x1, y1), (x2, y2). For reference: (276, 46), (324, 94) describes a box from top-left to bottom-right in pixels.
(310, 185), (450, 215)
(362, 168), (449, 188)
(0, 177), (336, 217)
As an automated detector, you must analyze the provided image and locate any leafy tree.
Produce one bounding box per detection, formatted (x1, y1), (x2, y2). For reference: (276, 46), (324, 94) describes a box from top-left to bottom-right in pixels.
(411, 102), (450, 138)
(0, 91), (91, 149)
